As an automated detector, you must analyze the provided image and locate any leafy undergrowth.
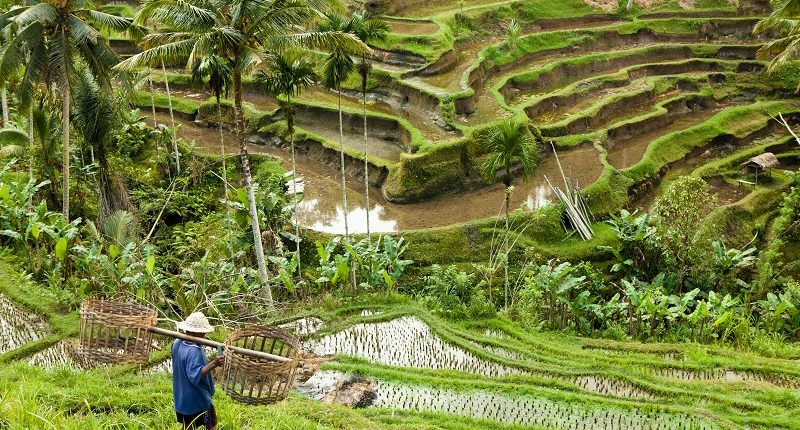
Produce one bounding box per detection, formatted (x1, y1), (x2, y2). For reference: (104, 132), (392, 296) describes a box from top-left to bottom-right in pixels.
(3, 253), (800, 430)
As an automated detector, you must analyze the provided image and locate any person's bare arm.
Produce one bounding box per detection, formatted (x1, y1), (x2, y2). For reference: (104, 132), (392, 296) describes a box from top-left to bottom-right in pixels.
(201, 356), (225, 376)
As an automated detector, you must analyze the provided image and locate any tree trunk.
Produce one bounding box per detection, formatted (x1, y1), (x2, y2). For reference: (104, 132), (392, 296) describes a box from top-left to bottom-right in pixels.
(337, 84), (349, 240)
(161, 60), (181, 175)
(1, 86), (8, 127)
(361, 62), (371, 245)
(233, 68), (272, 304)
(62, 85), (70, 221)
(218, 100), (233, 260)
(626, 0), (634, 11)
(287, 94), (302, 277)
(503, 169), (511, 308)
(28, 106), (33, 183)
(504, 187), (510, 309)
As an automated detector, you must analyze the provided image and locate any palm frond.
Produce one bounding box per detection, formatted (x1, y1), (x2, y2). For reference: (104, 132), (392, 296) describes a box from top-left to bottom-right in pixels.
(115, 38), (198, 70)
(78, 9), (133, 33)
(14, 3), (57, 27)
(136, 0), (216, 31)
(0, 128), (30, 146)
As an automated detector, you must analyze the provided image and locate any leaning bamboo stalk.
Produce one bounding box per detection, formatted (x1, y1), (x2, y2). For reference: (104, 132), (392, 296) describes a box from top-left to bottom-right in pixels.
(147, 326), (294, 363)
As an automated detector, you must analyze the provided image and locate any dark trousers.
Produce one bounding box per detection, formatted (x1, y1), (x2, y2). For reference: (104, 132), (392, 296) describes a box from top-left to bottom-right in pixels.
(176, 404), (217, 429)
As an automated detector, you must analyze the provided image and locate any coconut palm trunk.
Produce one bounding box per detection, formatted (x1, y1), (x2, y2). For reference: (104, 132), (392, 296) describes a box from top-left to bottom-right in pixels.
(217, 100), (232, 260)
(1, 86), (8, 127)
(61, 85), (70, 221)
(286, 93), (302, 276)
(233, 68), (272, 304)
(337, 82), (350, 240)
(161, 60), (181, 175)
(361, 57), (371, 244)
(28, 106), (33, 182)
(503, 167), (511, 308)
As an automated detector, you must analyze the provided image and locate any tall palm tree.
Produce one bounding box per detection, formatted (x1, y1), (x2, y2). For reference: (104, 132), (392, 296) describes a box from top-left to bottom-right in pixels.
(118, 0), (363, 304)
(479, 120), (537, 307)
(349, 11), (388, 244)
(319, 13), (357, 241)
(0, 0), (133, 221)
(73, 66), (133, 220)
(755, 1), (800, 74)
(191, 53), (232, 257)
(256, 49), (317, 277)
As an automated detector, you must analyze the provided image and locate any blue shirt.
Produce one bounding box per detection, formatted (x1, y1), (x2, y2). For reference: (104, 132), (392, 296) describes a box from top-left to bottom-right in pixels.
(171, 340), (215, 415)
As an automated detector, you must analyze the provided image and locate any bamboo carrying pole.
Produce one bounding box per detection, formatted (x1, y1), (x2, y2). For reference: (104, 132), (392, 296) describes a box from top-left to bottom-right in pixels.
(147, 326), (296, 364)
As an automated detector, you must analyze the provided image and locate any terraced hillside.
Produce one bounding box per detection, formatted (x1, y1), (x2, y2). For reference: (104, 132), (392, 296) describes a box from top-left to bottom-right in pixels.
(113, 0), (798, 252)
(2, 256), (799, 430)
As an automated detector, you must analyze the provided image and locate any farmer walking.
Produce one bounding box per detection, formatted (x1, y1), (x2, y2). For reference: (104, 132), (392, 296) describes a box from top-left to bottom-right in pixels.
(173, 312), (225, 430)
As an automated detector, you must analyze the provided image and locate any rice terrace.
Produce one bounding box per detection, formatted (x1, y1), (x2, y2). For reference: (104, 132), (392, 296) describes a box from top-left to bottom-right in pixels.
(1, 0), (800, 427)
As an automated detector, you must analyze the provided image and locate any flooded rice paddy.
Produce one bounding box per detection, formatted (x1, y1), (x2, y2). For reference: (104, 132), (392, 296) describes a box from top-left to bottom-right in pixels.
(0, 294), (48, 354)
(297, 370), (715, 430)
(657, 368), (800, 388)
(279, 317), (325, 338)
(306, 316), (526, 377)
(157, 113), (602, 234)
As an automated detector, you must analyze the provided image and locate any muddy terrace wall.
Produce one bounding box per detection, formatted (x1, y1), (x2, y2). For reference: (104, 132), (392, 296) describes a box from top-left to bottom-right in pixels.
(456, 22), (760, 114)
(296, 138), (390, 187)
(367, 80), (451, 130)
(625, 113), (799, 202)
(293, 104), (413, 153)
(540, 88), (659, 137)
(606, 94), (719, 143)
(501, 44), (759, 98)
(525, 62), (726, 121)
(372, 48), (427, 69)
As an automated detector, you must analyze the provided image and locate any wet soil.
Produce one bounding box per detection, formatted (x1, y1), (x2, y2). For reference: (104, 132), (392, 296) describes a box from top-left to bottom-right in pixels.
(161, 112), (602, 233)
(606, 102), (739, 169)
(386, 18), (440, 35)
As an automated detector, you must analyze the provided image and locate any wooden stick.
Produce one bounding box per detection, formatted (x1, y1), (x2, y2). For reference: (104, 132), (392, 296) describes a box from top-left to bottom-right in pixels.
(147, 327), (295, 364)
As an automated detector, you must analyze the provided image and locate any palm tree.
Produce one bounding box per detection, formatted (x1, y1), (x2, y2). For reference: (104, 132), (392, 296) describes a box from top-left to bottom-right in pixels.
(73, 66), (133, 220)
(319, 13), (357, 241)
(256, 49), (317, 277)
(348, 12), (388, 244)
(479, 120), (537, 307)
(191, 53), (232, 257)
(118, 0), (363, 304)
(755, 1), (800, 74)
(0, 0), (133, 221)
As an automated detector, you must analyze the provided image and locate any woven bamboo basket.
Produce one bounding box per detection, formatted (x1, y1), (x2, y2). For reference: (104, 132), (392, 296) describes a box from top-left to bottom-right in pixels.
(78, 300), (157, 365)
(221, 325), (302, 405)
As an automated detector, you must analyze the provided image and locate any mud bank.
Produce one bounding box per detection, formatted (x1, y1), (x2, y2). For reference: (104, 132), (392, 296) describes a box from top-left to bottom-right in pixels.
(458, 22), (760, 114)
(293, 104), (411, 162)
(502, 44), (759, 103)
(526, 60), (757, 126)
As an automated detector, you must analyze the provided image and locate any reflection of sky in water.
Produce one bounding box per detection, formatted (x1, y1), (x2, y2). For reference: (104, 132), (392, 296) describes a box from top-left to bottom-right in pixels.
(297, 199), (398, 234)
(525, 184), (552, 211)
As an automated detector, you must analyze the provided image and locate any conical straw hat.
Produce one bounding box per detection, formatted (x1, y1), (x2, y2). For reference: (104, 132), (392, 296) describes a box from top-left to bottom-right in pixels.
(177, 312), (215, 333)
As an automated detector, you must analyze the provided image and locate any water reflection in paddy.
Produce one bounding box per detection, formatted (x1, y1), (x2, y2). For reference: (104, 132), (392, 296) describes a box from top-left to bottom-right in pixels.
(156, 114), (602, 234)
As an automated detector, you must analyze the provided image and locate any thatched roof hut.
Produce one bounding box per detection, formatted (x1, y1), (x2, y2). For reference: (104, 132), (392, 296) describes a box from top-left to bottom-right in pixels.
(741, 152), (779, 182)
(741, 153), (780, 170)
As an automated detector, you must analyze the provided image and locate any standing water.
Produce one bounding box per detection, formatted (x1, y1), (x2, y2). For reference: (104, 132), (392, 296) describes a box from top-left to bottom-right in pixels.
(158, 114), (603, 234)
(0, 294), (48, 354)
(306, 316), (526, 377)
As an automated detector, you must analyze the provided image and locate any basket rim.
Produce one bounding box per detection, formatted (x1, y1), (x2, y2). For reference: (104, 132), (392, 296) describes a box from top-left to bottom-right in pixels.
(225, 325), (302, 358)
(80, 299), (157, 317)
